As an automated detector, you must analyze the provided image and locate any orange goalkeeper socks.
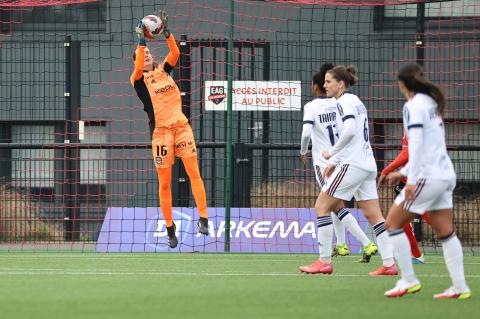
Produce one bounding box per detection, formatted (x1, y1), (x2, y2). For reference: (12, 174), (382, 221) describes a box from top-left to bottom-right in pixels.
(182, 156), (208, 219)
(157, 166), (173, 227)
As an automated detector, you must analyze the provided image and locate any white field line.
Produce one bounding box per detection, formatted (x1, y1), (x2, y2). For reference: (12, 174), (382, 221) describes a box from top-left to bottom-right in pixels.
(0, 252), (480, 265)
(0, 269), (479, 278)
(1, 256), (480, 265)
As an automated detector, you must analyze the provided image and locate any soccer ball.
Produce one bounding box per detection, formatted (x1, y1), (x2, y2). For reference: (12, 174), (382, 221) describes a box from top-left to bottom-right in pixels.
(141, 15), (163, 39)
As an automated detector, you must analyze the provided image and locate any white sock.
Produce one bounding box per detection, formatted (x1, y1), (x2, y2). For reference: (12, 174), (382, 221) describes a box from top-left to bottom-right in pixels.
(331, 212), (345, 246)
(389, 229), (418, 283)
(337, 208), (370, 247)
(441, 232), (470, 292)
(373, 221), (395, 267)
(317, 215), (333, 262)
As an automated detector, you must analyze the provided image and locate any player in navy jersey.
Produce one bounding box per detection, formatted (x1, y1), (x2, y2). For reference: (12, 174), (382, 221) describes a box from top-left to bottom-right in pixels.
(299, 63), (377, 261)
(299, 65), (396, 276)
(384, 63), (470, 299)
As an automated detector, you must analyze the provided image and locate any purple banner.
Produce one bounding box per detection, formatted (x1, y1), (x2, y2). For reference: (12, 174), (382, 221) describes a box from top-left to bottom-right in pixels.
(96, 207), (369, 253)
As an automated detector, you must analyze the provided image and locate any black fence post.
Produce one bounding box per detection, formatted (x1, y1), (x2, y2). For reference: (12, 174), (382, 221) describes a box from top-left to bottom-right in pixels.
(373, 120), (385, 172)
(416, 3), (425, 67)
(413, 3), (426, 241)
(0, 9), (10, 34)
(261, 42), (271, 182)
(64, 36), (81, 241)
(233, 143), (252, 207)
(0, 125), (12, 181)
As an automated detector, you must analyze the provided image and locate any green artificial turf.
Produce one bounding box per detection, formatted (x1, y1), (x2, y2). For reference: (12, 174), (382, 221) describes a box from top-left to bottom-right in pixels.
(0, 253), (477, 319)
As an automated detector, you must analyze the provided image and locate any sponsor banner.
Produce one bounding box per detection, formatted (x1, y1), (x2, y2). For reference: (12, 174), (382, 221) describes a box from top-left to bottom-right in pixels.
(96, 208), (370, 253)
(205, 81), (301, 111)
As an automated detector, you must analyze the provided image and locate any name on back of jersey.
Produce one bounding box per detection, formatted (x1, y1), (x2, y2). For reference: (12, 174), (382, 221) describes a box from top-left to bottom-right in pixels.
(319, 112), (336, 123)
(355, 103), (367, 115)
(337, 102), (367, 117)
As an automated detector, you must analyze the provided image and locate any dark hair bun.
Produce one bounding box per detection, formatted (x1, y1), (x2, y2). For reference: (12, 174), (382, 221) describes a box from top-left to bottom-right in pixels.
(346, 64), (358, 86)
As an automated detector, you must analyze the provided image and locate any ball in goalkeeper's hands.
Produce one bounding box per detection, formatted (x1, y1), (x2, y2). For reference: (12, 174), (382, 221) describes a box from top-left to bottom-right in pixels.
(140, 15), (164, 39)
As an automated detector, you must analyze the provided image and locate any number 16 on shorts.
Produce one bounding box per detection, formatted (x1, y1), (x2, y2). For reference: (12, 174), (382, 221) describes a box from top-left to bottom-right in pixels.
(154, 145), (169, 168)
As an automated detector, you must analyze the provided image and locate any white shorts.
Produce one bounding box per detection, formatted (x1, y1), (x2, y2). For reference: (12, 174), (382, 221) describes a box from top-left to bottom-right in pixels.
(313, 163), (326, 188)
(394, 178), (455, 214)
(321, 164), (378, 201)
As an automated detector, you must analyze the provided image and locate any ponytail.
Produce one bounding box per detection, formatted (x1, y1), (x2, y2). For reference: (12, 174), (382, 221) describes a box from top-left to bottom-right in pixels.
(327, 64), (358, 88)
(345, 65), (358, 86)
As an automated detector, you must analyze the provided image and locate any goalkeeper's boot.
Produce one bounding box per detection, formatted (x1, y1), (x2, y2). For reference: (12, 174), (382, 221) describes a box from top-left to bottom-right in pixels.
(369, 264), (398, 276)
(332, 243), (350, 257)
(359, 242), (378, 263)
(385, 279), (422, 298)
(434, 287), (472, 300)
(197, 217), (209, 235)
(299, 259), (333, 275)
(166, 223), (178, 248)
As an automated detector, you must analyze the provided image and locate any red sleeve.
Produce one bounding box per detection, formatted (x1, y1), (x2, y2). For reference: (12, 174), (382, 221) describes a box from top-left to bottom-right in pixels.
(402, 132), (408, 148)
(381, 134), (409, 175)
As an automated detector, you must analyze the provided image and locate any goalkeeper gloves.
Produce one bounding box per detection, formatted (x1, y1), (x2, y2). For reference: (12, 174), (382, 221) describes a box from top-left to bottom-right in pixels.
(135, 19), (146, 46)
(158, 10), (171, 38)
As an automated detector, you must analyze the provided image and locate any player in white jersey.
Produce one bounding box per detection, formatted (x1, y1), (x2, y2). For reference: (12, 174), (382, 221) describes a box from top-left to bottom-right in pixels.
(299, 63), (377, 261)
(299, 65), (396, 276)
(384, 63), (471, 299)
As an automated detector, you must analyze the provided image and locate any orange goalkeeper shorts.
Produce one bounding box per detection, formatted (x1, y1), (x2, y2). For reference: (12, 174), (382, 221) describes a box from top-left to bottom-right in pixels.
(151, 121), (197, 168)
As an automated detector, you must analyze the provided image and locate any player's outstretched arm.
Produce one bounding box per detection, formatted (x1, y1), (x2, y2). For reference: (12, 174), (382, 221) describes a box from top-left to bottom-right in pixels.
(158, 10), (179, 72)
(164, 33), (179, 68)
(131, 20), (146, 84)
(381, 147), (408, 176)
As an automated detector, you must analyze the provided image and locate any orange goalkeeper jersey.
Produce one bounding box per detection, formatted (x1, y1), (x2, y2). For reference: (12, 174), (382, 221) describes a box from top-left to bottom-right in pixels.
(130, 34), (187, 134)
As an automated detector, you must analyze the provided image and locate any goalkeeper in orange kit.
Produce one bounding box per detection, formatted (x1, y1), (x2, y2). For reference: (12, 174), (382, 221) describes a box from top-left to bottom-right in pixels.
(130, 11), (209, 248)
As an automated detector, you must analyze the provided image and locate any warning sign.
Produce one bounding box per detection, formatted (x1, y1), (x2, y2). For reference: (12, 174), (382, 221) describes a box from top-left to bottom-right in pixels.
(205, 81), (301, 111)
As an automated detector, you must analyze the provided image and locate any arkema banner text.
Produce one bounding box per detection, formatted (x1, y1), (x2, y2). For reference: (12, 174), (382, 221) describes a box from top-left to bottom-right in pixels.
(96, 207), (369, 253)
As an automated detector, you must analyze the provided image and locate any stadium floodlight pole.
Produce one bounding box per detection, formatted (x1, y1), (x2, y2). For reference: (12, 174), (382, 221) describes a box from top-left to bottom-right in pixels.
(224, 0), (234, 252)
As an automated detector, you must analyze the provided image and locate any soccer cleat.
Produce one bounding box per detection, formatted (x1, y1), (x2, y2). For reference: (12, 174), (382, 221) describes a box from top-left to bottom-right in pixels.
(332, 243), (350, 257)
(385, 279), (422, 298)
(166, 223), (178, 248)
(299, 259), (333, 274)
(433, 287), (472, 299)
(368, 264), (398, 276)
(197, 217), (209, 235)
(359, 242), (378, 263)
(412, 254), (425, 264)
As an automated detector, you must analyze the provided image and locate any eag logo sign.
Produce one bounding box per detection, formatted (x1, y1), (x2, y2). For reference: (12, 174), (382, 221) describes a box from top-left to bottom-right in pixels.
(207, 86), (226, 105)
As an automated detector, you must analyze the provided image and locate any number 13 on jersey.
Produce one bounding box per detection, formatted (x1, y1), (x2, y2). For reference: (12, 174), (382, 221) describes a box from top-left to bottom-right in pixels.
(326, 123), (339, 146)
